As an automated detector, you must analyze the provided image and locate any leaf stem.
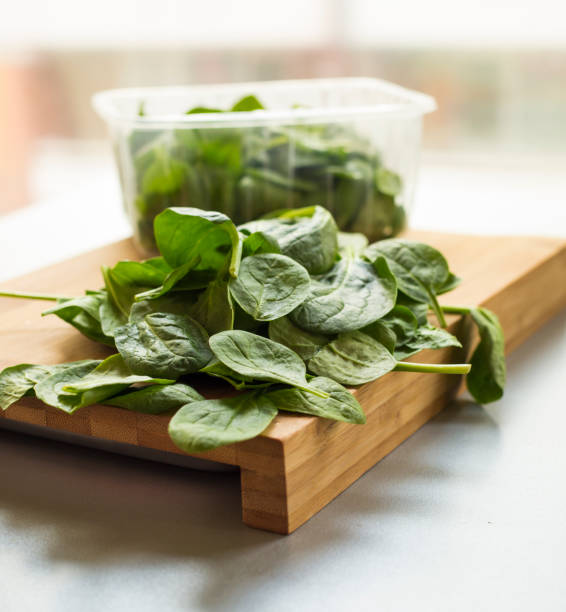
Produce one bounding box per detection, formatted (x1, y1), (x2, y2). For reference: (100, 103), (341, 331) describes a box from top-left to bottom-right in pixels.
(394, 361), (471, 375)
(429, 292), (447, 328)
(440, 305), (472, 316)
(0, 290), (71, 302)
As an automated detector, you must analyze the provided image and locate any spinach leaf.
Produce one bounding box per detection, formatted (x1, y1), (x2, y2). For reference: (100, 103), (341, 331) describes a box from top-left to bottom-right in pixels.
(42, 292), (114, 346)
(266, 377), (365, 424)
(229, 253), (310, 321)
(375, 167), (402, 197)
(394, 325), (462, 360)
(364, 239), (451, 327)
(241, 231), (281, 258)
(290, 252), (396, 334)
(379, 305), (419, 346)
(104, 383), (204, 414)
(239, 206), (338, 275)
(114, 313), (212, 378)
(209, 330), (328, 397)
(230, 95), (264, 112)
(34, 360), (104, 413)
(467, 307), (506, 404)
(99, 292), (128, 337)
(137, 208), (243, 301)
(0, 364), (62, 410)
(58, 354), (174, 411)
(308, 331), (397, 386)
(199, 358), (271, 390)
(360, 320), (396, 354)
(268, 316), (330, 361)
(190, 276), (234, 335)
(168, 391), (278, 453)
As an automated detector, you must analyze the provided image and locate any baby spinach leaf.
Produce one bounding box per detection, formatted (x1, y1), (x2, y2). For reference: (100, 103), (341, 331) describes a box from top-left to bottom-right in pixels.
(364, 239), (451, 326)
(0, 364), (63, 410)
(268, 316), (331, 361)
(229, 253), (310, 322)
(99, 292), (128, 337)
(375, 167), (402, 197)
(360, 320), (396, 354)
(209, 330), (328, 397)
(379, 305), (419, 346)
(154, 207), (242, 276)
(290, 252), (396, 335)
(394, 325), (462, 360)
(168, 391), (278, 453)
(239, 206), (338, 275)
(437, 272), (462, 295)
(34, 360), (104, 413)
(199, 358), (271, 390)
(241, 231), (281, 258)
(54, 355), (173, 412)
(114, 313), (212, 379)
(467, 307), (506, 404)
(104, 383), (204, 414)
(190, 276), (234, 335)
(136, 208), (243, 301)
(308, 331), (397, 386)
(42, 292), (114, 346)
(266, 377), (365, 424)
(230, 94), (264, 112)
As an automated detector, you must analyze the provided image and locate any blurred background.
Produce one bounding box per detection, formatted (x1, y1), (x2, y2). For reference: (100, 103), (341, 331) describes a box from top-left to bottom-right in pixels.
(1, 0), (565, 265)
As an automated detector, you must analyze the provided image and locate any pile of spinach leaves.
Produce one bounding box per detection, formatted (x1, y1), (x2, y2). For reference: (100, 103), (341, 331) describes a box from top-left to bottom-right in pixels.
(127, 94), (407, 251)
(0, 205), (506, 453)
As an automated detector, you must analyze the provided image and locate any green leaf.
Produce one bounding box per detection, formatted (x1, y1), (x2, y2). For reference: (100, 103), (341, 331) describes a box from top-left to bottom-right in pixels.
(467, 307), (506, 404)
(230, 94), (264, 112)
(360, 320), (396, 354)
(239, 206), (338, 275)
(0, 364), (63, 411)
(290, 252), (397, 335)
(375, 167), (402, 197)
(144, 208), (243, 300)
(104, 383), (204, 414)
(209, 330), (328, 397)
(394, 325), (462, 360)
(241, 231), (281, 258)
(49, 355), (174, 413)
(190, 277), (234, 335)
(266, 377), (365, 424)
(364, 239), (452, 326)
(113, 313), (212, 379)
(42, 293), (114, 346)
(229, 253), (310, 322)
(378, 305), (419, 346)
(268, 316), (331, 361)
(199, 358), (270, 390)
(34, 360), (104, 413)
(168, 392), (278, 453)
(308, 331), (397, 386)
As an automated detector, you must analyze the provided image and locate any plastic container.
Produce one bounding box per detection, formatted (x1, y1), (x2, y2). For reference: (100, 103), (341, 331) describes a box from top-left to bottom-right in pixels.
(93, 78), (435, 253)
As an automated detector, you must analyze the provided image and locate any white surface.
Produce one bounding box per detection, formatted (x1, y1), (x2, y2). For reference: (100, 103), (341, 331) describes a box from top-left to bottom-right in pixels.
(1, 153), (565, 612)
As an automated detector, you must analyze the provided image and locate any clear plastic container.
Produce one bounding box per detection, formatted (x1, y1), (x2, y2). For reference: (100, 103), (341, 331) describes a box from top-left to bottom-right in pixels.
(93, 78), (435, 253)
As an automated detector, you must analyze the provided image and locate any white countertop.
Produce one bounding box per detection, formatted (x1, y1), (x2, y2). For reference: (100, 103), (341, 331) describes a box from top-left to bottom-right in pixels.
(1, 151), (565, 612)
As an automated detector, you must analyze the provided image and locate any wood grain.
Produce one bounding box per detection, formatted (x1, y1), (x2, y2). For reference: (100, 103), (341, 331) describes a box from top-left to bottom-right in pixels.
(1, 232), (566, 533)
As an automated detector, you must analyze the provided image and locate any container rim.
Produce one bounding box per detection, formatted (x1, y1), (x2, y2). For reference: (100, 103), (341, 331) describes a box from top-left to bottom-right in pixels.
(92, 77), (436, 129)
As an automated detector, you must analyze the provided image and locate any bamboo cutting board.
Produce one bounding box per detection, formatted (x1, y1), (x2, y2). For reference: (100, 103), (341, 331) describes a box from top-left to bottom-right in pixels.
(1, 232), (566, 534)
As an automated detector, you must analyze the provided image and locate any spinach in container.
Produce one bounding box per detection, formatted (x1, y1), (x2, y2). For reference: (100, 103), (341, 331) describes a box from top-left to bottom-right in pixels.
(120, 94), (408, 252)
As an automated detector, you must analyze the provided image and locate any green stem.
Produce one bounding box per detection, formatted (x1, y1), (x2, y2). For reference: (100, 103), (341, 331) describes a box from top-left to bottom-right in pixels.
(429, 292), (447, 328)
(0, 290), (71, 302)
(394, 361), (471, 375)
(441, 305), (472, 316)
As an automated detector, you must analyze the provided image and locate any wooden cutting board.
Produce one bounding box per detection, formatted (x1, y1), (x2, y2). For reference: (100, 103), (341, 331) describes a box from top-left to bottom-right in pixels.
(1, 232), (566, 534)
